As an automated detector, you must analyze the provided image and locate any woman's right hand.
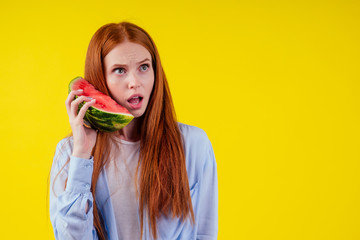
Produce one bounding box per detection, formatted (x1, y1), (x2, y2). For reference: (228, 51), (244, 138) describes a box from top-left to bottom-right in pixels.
(65, 89), (98, 159)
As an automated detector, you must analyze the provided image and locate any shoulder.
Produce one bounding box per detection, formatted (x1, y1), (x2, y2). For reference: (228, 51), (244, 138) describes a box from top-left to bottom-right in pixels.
(53, 136), (75, 167)
(177, 122), (211, 149)
(56, 136), (74, 154)
(177, 122), (215, 181)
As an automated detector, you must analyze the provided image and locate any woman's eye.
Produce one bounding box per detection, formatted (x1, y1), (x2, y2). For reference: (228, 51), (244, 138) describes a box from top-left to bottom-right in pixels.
(114, 68), (125, 74)
(140, 64), (149, 72)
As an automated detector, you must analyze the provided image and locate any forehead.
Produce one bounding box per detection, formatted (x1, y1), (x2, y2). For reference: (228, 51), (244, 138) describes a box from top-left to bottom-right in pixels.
(104, 42), (151, 64)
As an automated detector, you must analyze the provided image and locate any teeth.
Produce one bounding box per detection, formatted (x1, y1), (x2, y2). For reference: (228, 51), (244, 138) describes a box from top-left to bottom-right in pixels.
(128, 96), (141, 105)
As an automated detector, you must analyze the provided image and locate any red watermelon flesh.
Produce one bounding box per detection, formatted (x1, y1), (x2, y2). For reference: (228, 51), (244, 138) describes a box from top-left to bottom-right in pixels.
(72, 78), (130, 114)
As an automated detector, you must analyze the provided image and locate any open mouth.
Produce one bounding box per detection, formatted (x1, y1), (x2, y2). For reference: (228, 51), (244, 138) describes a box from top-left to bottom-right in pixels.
(127, 96), (143, 105)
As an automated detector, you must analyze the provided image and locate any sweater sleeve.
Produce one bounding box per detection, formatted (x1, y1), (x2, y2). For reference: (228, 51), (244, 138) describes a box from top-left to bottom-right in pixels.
(196, 139), (219, 240)
(49, 138), (99, 240)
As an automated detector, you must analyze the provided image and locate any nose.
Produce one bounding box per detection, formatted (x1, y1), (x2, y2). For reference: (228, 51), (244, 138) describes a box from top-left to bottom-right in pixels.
(127, 72), (140, 89)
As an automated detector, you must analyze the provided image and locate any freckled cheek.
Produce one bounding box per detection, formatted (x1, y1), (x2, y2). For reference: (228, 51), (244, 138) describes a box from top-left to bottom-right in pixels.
(107, 84), (126, 104)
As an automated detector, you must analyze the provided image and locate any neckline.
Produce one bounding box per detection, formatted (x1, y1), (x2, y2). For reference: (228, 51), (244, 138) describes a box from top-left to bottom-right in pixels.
(116, 138), (140, 145)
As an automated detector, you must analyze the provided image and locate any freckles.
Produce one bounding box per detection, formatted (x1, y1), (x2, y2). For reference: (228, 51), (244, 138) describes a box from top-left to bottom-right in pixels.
(107, 76), (117, 84)
(107, 78), (122, 88)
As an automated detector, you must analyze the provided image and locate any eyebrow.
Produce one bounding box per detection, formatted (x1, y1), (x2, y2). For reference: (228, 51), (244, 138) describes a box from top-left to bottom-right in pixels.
(110, 58), (151, 68)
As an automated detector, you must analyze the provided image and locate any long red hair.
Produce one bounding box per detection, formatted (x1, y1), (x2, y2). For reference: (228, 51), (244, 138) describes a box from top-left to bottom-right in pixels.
(50, 22), (195, 239)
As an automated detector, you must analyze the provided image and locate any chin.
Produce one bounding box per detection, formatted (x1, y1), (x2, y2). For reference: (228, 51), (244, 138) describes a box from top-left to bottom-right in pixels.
(130, 110), (146, 118)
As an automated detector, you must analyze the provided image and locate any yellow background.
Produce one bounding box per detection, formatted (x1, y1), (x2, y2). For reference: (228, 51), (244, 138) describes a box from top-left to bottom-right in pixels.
(1, 0), (359, 239)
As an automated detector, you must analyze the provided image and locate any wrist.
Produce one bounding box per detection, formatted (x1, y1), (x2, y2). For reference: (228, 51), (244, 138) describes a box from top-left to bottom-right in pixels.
(72, 151), (92, 160)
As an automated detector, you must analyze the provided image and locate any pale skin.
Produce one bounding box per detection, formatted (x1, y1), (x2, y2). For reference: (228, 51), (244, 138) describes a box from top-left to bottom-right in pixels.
(65, 40), (155, 159)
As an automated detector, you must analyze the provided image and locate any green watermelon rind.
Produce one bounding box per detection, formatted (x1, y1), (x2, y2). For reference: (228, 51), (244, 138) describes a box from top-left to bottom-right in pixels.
(69, 77), (134, 132)
(78, 100), (134, 132)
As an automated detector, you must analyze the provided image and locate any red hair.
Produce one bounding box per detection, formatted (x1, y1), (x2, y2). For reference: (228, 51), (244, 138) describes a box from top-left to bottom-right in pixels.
(50, 22), (194, 239)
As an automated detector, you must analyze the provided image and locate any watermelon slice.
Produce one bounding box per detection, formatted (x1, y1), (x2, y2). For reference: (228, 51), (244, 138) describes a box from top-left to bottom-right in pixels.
(68, 76), (134, 132)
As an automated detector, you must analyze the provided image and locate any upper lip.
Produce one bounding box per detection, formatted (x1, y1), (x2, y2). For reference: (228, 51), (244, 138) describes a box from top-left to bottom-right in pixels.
(127, 94), (144, 101)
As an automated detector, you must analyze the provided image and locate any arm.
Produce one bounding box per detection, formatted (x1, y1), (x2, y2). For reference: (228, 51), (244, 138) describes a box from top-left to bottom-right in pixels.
(49, 139), (99, 240)
(197, 140), (219, 239)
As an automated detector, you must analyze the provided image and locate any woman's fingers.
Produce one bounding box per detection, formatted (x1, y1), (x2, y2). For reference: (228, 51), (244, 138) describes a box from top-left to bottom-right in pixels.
(77, 98), (96, 121)
(65, 90), (83, 116)
(64, 89), (98, 156)
(70, 96), (93, 118)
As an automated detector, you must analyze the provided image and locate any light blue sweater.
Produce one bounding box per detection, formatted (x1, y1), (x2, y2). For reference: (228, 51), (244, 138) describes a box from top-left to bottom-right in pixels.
(49, 122), (218, 239)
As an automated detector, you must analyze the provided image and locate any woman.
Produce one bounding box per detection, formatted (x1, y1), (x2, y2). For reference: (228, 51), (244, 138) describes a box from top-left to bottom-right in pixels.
(49, 21), (218, 240)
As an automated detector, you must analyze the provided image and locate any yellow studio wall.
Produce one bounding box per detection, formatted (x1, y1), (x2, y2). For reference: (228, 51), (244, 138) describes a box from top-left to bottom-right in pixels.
(0, 0), (359, 239)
